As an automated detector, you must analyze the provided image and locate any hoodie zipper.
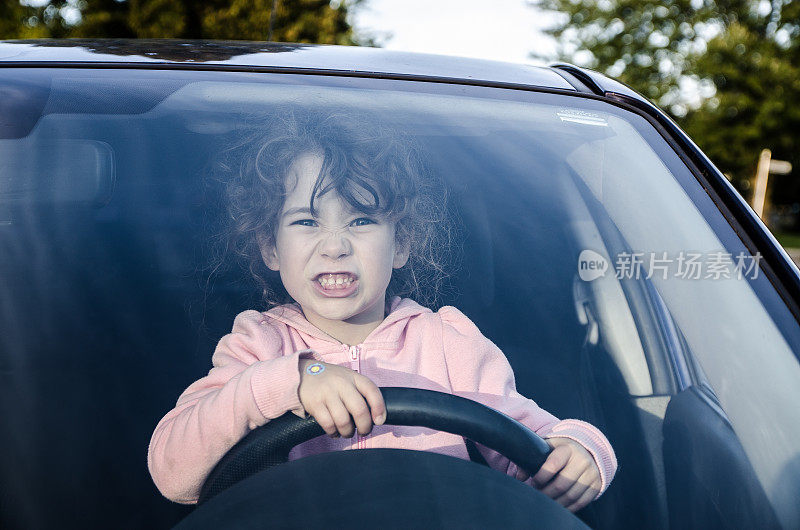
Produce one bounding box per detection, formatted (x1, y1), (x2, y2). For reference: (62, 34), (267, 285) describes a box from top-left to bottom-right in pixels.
(347, 344), (368, 450)
(348, 344), (360, 373)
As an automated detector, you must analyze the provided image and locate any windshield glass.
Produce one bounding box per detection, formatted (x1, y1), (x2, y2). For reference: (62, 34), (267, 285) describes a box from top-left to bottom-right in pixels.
(1, 68), (799, 529)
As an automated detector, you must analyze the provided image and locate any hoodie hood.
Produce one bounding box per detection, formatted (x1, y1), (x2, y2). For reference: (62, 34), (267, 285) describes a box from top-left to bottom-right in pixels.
(262, 295), (433, 347)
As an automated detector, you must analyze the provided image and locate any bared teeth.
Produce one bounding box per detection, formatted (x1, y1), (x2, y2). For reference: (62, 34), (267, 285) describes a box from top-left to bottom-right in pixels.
(317, 273), (356, 289)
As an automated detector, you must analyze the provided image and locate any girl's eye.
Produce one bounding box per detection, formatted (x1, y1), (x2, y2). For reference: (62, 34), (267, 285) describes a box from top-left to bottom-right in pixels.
(351, 217), (375, 227)
(291, 219), (317, 227)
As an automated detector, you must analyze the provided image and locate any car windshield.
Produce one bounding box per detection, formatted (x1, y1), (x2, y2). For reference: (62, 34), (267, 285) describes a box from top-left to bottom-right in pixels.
(2, 67), (799, 529)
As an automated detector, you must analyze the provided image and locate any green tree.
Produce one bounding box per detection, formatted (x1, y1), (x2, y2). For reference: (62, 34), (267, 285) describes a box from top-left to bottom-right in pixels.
(681, 18), (800, 207)
(1, 1), (73, 38)
(530, 0), (800, 207)
(0, 0), (372, 45)
(0, 2), (29, 39)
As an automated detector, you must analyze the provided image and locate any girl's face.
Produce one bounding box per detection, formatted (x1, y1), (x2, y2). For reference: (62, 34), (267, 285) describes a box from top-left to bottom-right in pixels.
(261, 151), (409, 329)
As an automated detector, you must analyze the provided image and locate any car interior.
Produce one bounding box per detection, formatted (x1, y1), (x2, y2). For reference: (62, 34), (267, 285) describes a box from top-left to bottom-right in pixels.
(0, 73), (782, 529)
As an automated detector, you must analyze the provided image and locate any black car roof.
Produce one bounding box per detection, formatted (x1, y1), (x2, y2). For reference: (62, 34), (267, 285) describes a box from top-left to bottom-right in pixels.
(0, 39), (644, 101)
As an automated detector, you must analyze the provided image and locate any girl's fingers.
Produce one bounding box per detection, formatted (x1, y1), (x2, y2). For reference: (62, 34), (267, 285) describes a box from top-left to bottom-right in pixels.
(540, 457), (589, 500)
(566, 481), (600, 513)
(514, 466), (531, 482)
(353, 376), (386, 425)
(553, 471), (592, 509)
(308, 404), (338, 437)
(325, 398), (355, 438)
(338, 387), (374, 436)
(532, 445), (570, 488)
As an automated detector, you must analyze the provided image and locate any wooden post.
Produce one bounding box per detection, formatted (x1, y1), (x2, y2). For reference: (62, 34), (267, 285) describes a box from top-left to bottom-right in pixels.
(752, 149), (772, 219)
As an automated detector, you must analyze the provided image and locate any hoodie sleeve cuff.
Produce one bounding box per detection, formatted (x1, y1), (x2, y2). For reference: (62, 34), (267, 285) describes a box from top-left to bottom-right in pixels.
(249, 351), (305, 420)
(544, 419), (618, 498)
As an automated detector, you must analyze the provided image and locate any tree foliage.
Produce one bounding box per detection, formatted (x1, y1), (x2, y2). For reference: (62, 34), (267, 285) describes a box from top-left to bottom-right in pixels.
(0, 0), (371, 45)
(530, 0), (800, 207)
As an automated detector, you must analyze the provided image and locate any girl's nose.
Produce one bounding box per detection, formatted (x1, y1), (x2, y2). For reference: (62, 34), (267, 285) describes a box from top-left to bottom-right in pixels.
(318, 230), (352, 260)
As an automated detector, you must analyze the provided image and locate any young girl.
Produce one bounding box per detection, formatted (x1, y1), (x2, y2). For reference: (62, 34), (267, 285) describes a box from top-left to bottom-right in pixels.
(148, 109), (617, 512)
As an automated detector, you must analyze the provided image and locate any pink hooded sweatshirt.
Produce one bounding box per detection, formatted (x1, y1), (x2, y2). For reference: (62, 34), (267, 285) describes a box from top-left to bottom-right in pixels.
(148, 296), (617, 504)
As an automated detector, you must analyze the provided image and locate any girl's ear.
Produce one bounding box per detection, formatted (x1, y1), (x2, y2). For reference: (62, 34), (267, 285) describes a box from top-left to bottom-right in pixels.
(257, 233), (280, 271)
(393, 237), (410, 269)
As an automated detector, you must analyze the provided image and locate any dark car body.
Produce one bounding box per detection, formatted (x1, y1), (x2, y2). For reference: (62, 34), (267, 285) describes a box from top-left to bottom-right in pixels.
(1, 40), (799, 529)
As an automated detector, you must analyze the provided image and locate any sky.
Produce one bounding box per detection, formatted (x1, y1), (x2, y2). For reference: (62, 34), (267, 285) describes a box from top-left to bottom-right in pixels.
(353, 0), (711, 111)
(352, 0), (560, 66)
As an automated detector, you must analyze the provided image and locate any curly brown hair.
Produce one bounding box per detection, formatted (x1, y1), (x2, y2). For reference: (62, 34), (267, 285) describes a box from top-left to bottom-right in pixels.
(213, 106), (456, 310)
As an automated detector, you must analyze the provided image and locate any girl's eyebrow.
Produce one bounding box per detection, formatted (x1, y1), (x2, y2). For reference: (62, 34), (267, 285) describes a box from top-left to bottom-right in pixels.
(281, 206), (367, 218)
(281, 207), (312, 218)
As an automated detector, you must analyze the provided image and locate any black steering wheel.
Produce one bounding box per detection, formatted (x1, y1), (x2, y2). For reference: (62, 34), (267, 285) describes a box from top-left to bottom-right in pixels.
(198, 386), (552, 504)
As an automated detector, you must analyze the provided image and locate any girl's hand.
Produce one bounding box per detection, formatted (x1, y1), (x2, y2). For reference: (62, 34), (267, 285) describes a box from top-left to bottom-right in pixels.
(514, 438), (601, 513)
(295, 359), (386, 439)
